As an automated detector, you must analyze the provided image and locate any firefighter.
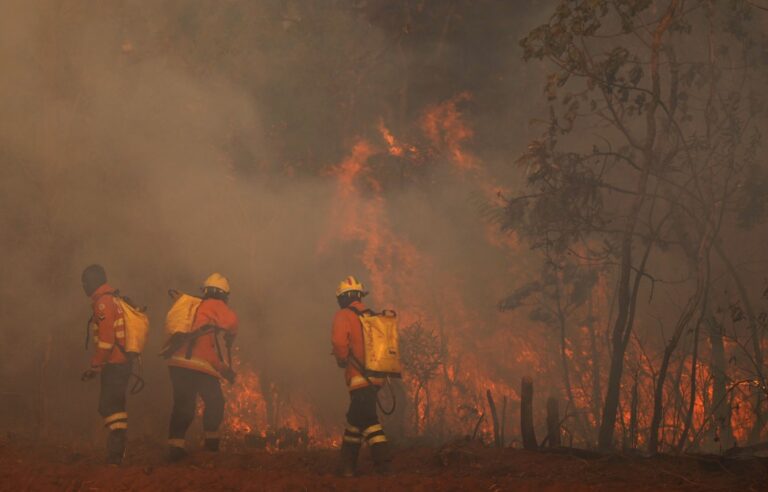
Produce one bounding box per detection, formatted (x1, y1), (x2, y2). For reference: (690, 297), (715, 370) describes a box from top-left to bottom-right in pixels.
(80, 264), (131, 465)
(331, 276), (391, 477)
(166, 273), (238, 462)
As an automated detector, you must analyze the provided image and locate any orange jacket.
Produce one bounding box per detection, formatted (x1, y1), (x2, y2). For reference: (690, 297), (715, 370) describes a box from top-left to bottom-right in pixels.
(89, 283), (128, 367)
(331, 301), (382, 391)
(167, 298), (238, 378)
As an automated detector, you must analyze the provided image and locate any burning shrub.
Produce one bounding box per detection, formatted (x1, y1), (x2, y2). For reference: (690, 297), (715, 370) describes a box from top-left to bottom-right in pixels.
(400, 321), (444, 433)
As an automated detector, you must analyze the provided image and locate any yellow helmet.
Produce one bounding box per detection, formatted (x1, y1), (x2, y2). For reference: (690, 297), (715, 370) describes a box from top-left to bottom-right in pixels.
(336, 276), (366, 297)
(203, 273), (230, 293)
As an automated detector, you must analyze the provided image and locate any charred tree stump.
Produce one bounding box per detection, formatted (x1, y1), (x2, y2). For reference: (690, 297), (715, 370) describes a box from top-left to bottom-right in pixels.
(546, 397), (561, 447)
(521, 377), (537, 450)
(471, 413), (485, 441)
(486, 389), (501, 448)
(500, 396), (508, 448)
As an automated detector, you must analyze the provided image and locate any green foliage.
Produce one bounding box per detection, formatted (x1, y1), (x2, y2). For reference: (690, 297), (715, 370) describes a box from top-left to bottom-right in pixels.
(506, 0), (768, 261)
(514, 145), (606, 252)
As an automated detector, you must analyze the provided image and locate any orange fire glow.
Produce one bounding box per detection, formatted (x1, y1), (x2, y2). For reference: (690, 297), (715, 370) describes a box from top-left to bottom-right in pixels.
(224, 91), (763, 451)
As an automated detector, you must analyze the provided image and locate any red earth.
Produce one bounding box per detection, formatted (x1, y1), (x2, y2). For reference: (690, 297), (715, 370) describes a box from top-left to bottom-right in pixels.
(1, 435), (765, 491)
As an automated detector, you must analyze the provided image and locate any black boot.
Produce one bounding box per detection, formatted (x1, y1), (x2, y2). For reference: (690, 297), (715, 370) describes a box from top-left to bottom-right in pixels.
(106, 429), (126, 465)
(370, 441), (391, 475)
(204, 438), (220, 452)
(340, 441), (360, 478)
(167, 445), (187, 463)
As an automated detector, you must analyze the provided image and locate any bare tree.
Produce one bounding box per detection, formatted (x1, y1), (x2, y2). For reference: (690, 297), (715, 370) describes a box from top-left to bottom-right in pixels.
(499, 256), (597, 442)
(400, 321), (443, 433)
(513, 0), (767, 451)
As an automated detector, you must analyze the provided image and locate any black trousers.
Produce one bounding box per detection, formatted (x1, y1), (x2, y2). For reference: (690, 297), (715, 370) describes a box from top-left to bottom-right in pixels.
(98, 362), (131, 460)
(99, 362), (131, 428)
(343, 386), (387, 447)
(168, 366), (224, 445)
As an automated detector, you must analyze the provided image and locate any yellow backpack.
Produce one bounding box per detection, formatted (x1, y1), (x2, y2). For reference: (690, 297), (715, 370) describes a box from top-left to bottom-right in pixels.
(349, 307), (402, 378)
(114, 297), (150, 355)
(164, 290), (203, 335)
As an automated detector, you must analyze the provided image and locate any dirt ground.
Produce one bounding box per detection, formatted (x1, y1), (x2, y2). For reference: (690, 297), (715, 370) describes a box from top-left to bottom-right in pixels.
(1, 434), (765, 492)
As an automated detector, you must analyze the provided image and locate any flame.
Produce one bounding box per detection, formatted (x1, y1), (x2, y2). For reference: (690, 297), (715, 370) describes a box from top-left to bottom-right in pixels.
(421, 91), (477, 171)
(323, 138), (425, 307)
(378, 120), (404, 157)
(317, 101), (529, 441)
(220, 352), (339, 449)
(227, 91), (762, 449)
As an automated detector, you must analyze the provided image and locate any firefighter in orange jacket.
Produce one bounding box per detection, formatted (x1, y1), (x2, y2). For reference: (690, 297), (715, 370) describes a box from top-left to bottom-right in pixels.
(331, 276), (391, 476)
(80, 264), (131, 465)
(166, 273), (238, 462)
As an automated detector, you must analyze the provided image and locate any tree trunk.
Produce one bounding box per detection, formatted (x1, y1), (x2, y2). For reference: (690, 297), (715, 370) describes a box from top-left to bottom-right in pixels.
(597, 215), (653, 451)
(521, 377), (537, 450)
(555, 300), (589, 439)
(588, 301), (602, 441)
(648, 319), (689, 454)
(677, 310), (704, 452)
(706, 315), (735, 450)
(425, 382), (431, 431)
(671, 349), (689, 443)
(627, 373), (639, 451)
(649, 250), (709, 453)
(500, 396), (508, 448)
(546, 397), (561, 447)
(714, 242), (766, 443)
(487, 389), (501, 448)
(597, 207), (642, 451)
(598, 0), (679, 451)
(413, 382), (423, 434)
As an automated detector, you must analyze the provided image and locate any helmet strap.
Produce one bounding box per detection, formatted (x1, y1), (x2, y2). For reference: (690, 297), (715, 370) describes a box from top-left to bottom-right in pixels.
(203, 287), (229, 302)
(337, 291), (361, 309)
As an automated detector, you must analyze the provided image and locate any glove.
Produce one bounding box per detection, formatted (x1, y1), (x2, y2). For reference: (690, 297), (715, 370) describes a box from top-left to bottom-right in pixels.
(81, 369), (98, 382)
(336, 358), (348, 369)
(221, 367), (237, 384)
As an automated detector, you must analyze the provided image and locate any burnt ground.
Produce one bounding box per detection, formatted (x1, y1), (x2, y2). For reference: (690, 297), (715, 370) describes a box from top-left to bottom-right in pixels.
(0, 434), (765, 492)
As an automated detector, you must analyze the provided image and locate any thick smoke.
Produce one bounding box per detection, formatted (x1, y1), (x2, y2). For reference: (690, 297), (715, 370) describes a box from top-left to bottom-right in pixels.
(0, 0), (552, 441)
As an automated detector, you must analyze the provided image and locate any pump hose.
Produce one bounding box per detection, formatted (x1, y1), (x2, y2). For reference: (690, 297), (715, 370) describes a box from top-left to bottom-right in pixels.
(348, 355), (397, 415)
(129, 373), (145, 395)
(128, 356), (145, 395)
(377, 377), (397, 416)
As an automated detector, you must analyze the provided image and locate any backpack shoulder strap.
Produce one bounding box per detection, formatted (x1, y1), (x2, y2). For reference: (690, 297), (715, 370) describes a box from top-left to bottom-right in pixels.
(346, 306), (362, 316)
(346, 306), (375, 317)
(93, 290), (116, 303)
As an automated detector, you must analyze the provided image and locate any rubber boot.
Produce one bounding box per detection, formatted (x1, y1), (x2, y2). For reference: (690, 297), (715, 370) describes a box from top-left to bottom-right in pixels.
(204, 438), (220, 452)
(167, 445), (187, 463)
(340, 441), (360, 478)
(370, 441), (392, 475)
(106, 429), (126, 466)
